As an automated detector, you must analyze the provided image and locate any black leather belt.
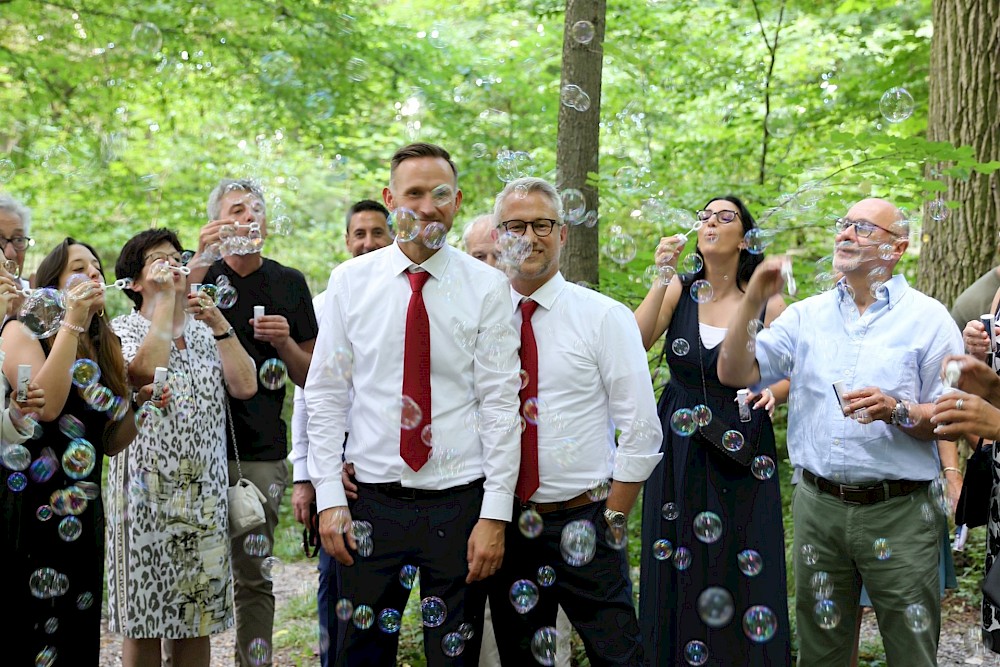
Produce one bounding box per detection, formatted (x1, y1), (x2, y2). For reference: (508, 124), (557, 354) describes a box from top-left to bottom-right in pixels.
(360, 478), (484, 501)
(524, 491), (597, 514)
(802, 470), (929, 505)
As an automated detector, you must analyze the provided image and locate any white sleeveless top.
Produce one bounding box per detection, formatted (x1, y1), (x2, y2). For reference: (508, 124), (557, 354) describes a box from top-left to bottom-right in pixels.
(699, 322), (727, 349)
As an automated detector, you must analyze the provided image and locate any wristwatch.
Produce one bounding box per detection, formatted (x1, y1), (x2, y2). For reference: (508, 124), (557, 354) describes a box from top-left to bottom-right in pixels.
(603, 507), (627, 529)
(889, 398), (908, 426)
(213, 327), (236, 341)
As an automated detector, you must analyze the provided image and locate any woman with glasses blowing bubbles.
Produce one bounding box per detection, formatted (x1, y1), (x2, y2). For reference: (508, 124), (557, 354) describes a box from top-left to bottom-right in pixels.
(633, 196), (792, 665)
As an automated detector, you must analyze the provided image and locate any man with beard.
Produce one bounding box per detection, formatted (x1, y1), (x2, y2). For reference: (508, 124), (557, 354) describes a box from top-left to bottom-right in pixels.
(716, 198), (961, 666)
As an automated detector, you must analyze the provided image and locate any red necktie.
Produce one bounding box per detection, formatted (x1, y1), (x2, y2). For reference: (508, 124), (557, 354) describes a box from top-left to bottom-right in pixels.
(401, 270), (432, 471)
(515, 299), (540, 503)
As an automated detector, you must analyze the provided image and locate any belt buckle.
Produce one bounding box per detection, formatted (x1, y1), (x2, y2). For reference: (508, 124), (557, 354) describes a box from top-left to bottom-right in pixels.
(838, 483), (864, 505)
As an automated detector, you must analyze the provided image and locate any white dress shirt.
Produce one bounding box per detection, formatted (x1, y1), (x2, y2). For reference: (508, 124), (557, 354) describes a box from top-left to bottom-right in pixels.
(512, 272), (663, 503)
(306, 242), (522, 521)
(289, 290), (336, 482)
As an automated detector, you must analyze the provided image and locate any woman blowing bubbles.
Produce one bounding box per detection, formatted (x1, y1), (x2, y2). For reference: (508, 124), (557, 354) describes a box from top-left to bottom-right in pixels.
(0, 238), (162, 666)
(633, 196), (791, 666)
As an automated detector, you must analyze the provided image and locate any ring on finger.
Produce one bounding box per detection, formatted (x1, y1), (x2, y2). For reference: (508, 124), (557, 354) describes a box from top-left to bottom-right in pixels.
(956, 398), (965, 411)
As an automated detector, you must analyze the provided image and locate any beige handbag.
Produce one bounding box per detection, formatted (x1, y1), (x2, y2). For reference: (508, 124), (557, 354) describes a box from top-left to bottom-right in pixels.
(225, 398), (266, 537)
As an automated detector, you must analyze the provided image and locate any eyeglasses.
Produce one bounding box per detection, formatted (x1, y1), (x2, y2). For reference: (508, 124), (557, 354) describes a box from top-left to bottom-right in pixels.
(696, 209), (739, 224)
(143, 251), (183, 266)
(500, 219), (560, 237)
(0, 236), (32, 251)
(302, 502), (320, 558)
(834, 218), (895, 238)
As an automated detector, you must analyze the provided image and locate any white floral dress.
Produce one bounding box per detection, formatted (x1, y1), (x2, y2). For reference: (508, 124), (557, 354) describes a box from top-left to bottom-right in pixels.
(105, 311), (234, 638)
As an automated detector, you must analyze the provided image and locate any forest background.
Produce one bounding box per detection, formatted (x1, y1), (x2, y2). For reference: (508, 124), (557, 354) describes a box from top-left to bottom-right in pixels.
(3, 0), (999, 664)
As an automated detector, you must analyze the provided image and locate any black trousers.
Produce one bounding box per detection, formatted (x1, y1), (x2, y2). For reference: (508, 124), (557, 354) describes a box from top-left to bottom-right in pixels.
(336, 481), (488, 667)
(487, 501), (646, 667)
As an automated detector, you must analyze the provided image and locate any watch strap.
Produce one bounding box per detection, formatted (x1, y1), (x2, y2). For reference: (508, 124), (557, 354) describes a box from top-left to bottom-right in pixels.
(214, 327), (235, 341)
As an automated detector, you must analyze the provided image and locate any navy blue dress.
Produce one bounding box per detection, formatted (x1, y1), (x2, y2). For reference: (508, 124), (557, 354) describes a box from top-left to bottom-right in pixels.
(638, 282), (791, 666)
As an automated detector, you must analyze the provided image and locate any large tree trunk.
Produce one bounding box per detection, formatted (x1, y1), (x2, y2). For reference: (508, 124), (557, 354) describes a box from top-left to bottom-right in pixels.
(917, 0), (1000, 305)
(557, 0), (606, 286)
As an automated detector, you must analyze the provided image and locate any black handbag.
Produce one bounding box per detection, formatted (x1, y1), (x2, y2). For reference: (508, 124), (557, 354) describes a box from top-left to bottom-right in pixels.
(956, 439), (993, 528)
(692, 332), (762, 467)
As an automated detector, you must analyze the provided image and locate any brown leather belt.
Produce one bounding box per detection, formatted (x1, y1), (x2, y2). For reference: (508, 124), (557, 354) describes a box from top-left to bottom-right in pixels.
(802, 470), (929, 506)
(525, 491), (596, 514)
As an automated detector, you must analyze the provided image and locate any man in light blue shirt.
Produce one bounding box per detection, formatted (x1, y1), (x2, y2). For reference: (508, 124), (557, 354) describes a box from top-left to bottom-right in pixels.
(717, 198), (962, 666)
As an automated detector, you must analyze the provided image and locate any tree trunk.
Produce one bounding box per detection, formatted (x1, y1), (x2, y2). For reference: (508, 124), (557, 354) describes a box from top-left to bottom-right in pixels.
(557, 0), (606, 286)
(917, 0), (1000, 305)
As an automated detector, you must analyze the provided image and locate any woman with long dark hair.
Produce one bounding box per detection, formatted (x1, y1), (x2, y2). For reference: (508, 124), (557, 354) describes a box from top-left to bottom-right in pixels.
(0, 237), (157, 665)
(634, 196), (792, 665)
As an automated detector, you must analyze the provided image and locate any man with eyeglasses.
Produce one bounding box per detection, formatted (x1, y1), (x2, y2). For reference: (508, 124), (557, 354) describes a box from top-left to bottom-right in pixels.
(0, 194), (35, 290)
(289, 198), (394, 667)
(717, 198), (962, 666)
(484, 177), (662, 666)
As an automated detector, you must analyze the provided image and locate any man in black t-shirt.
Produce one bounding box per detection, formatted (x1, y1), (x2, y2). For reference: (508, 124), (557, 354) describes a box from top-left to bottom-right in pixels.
(187, 178), (317, 667)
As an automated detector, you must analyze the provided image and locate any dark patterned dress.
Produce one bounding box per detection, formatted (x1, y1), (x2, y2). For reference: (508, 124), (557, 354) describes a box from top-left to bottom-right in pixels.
(1, 331), (116, 666)
(638, 281), (791, 666)
(105, 311), (233, 638)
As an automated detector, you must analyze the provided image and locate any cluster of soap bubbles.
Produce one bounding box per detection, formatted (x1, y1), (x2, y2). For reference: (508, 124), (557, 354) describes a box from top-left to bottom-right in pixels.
(495, 149), (535, 183)
(388, 205), (450, 252)
(191, 275), (239, 309)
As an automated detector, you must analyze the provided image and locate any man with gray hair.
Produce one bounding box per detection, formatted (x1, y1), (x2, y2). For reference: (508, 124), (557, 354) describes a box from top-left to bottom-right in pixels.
(463, 214), (498, 267)
(716, 198), (961, 665)
(0, 193), (34, 288)
(485, 177), (662, 666)
(187, 178), (318, 667)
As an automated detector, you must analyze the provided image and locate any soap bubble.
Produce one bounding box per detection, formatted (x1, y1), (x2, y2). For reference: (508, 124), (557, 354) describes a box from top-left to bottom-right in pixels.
(561, 189), (586, 223)
(421, 596), (447, 627)
(377, 608), (402, 633)
(560, 519), (597, 566)
(18, 287), (65, 339)
(751, 455), (776, 480)
(905, 603), (930, 632)
(670, 408), (696, 436)
(697, 586), (735, 628)
(259, 51), (295, 87)
(518, 508), (544, 538)
(390, 208), (421, 242)
(692, 404), (712, 427)
(684, 640), (709, 665)
(671, 338), (690, 356)
(744, 228), (770, 255)
(653, 539), (674, 560)
(537, 565), (557, 587)
(661, 502), (679, 520)
(131, 22), (163, 54)
(692, 511), (722, 544)
(872, 538), (891, 561)
(399, 564), (419, 590)
(722, 430), (745, 452)
(571, 20), (595, 44)
(800, 543), (819, 566)
(681, 253), (704, 274)
(560, 84), (591, 112)
(742, 605), (778, 643)
(673, 546), (692, 570)
(531, 626), (558, 666)
(605, 230), (637, 266)
(441, 631), (466, 657)
(258, 358), (288, 390)
(814, 599), (841, 630)
(690, 280), (713, 304)
(879, 87), (915, 123)
(737, 549), (763, 577)
(509, 579), (539, 614)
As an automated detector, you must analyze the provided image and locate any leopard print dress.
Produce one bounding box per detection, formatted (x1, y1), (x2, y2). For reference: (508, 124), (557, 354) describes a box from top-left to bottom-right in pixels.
(105, 311), (234, 638)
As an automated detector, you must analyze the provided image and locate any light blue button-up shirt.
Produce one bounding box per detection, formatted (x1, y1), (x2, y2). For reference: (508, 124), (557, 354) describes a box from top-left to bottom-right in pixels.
(754, 274), (962, 483)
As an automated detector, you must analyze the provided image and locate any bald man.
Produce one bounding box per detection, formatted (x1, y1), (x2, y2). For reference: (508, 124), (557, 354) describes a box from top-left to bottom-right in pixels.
(716, 198), (962, 666)
(462, 214), (499, 267)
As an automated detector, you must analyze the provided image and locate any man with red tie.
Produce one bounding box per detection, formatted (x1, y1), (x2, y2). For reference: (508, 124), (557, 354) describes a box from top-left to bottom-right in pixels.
(485, 177), (663, 667)
(305, 143), (522, 666)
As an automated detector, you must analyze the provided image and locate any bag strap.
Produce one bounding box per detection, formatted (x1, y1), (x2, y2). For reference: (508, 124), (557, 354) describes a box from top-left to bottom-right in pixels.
(225, 396), (244, 481)
(695, 328), (712, 406)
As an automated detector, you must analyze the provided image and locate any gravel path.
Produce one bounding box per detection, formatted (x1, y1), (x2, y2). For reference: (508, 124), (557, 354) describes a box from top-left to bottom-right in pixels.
(99, 562), (984, 666)
(100, 560), (317, 666)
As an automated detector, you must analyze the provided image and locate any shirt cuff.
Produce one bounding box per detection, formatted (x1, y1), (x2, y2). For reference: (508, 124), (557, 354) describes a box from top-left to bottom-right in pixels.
(480, 490), (514, 522)
(315, 480), (349, 513)
(613, 452), (664, 483)
(292, 460), (310, 483)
